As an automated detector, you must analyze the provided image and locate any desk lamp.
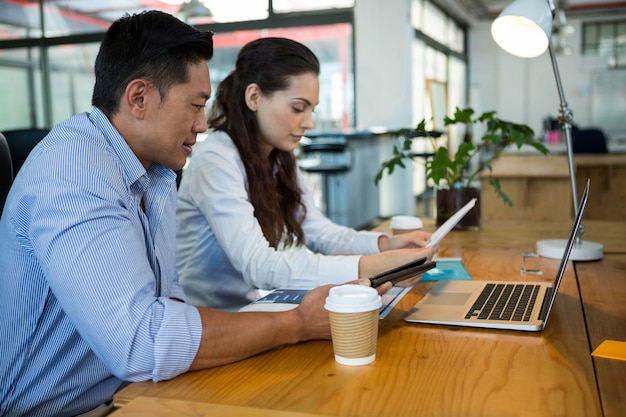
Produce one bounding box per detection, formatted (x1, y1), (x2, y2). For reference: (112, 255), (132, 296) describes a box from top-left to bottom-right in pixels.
(491, 0), (603, 261)
(179, 0), (213, 19)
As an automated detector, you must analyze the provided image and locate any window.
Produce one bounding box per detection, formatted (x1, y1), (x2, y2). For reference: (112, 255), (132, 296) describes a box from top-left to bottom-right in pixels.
(48, 43), (99, 125)
(0, 1), (354, 130)
(209, 25), (353, 130)
(411, 0), (465, 54)
(273, 0), (354, 14)
(0, 47), (44, 129)
(583, 20), (626, 68)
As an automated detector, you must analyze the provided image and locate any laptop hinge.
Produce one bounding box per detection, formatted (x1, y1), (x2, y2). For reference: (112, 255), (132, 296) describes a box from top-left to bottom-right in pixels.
(538, 287), (554, 321)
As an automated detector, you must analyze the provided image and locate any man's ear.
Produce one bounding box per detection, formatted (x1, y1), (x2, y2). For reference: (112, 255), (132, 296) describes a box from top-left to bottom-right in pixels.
(244, 83), (262, 112)
(124, 79), (153, 119)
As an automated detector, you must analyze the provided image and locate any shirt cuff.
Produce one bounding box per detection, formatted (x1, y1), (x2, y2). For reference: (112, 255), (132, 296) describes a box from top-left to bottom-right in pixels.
(152, 300), (202, 381)
(359, 231), (384, 254)
(316, 255), (361, 285)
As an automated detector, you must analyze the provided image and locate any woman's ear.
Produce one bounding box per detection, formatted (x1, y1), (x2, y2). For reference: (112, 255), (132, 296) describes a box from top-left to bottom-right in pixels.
(244, 83), (261, 112)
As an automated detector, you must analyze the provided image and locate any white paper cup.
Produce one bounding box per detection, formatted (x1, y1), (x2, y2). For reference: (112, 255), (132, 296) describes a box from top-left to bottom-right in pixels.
(390, 215), (423, 235)
(324, 285), (382, 366)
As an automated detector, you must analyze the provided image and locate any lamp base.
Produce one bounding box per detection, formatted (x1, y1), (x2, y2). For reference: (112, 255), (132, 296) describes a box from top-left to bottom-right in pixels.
(536, 239), (604, 261)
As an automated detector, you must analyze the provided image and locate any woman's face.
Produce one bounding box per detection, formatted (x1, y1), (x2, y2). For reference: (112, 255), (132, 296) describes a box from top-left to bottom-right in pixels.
(248, 72), (319, 158)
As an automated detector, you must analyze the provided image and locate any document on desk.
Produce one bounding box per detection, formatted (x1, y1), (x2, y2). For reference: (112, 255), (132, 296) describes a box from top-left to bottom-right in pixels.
(425, 198), (477, 248)
(239, 286), (410, 319)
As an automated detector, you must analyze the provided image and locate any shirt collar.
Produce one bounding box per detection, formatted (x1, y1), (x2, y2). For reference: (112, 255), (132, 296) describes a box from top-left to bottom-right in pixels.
(88, 107), (175, 188)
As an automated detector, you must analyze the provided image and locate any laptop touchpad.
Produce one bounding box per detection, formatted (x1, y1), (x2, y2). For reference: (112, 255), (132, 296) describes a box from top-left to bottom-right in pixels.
(423, 292), (471, 306)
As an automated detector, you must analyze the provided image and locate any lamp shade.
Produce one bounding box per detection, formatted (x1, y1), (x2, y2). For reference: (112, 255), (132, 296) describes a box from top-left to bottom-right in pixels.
(491, 0), (553, 58)
(179, 0), (212, 18)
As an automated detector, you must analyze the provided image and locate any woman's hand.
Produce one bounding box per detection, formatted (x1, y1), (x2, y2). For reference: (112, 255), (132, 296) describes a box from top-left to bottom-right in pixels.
(378, 230), (432, 251)
(358, 246), (437, 280)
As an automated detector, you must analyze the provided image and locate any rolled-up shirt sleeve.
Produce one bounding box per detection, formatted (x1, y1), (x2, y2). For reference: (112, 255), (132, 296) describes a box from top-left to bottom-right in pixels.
(152, 299), (202, 381)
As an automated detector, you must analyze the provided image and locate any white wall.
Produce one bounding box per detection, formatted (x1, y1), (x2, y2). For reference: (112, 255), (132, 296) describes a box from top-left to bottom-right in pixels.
(354, 2), (626, 142)
(354, 0), (414, 130)
(352, 0), (416, 217)
(468, 17), (625, 141)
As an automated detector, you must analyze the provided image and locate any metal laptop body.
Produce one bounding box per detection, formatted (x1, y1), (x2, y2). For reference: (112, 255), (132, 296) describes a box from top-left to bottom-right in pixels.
(404, 181), (590, 332)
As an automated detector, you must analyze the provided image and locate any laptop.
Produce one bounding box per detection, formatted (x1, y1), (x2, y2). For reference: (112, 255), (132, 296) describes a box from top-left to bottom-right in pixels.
(404, 180), (590, 332)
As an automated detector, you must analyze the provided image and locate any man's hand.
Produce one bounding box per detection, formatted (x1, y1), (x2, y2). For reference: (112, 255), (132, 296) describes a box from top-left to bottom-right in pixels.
(294, 279), (392, 342)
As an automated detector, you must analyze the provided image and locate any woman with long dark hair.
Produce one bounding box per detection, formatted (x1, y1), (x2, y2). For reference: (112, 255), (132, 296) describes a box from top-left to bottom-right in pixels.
(176, 37), (436, 311)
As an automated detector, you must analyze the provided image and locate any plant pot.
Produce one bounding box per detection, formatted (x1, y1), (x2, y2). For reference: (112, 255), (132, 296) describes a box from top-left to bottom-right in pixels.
(435, 184), (481, 230)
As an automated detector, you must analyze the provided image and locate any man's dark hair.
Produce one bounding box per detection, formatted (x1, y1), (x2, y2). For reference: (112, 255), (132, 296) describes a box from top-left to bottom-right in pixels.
(92, 10), (214, 115)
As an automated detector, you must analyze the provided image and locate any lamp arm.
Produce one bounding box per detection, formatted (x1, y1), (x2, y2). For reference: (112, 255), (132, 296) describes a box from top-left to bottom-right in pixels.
(547, 39), (584, 242)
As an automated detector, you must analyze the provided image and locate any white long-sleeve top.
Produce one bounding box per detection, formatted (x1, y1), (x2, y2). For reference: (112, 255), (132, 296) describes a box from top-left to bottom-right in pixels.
(176, 131), (383, 311)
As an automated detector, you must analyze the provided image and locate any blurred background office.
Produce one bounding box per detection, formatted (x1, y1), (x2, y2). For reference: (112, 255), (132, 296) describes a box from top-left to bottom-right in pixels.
(1, 0), (624, 225)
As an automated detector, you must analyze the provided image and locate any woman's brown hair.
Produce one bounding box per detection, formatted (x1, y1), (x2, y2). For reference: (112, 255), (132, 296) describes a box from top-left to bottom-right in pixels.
(208, 37), (320, 248)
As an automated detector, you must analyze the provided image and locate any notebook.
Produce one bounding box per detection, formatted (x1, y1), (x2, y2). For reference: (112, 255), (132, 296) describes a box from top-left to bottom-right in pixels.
(239, 257), (436, 318)
(404, 180), (589, 332)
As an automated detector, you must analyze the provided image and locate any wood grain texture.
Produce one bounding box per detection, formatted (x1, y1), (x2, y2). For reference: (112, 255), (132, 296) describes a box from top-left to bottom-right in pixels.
(376, 218), (626, 255)
(575, 254), (626, 417)
(114, 227), (619, 416)
(109, 397), (324, 417)
(575, 156), (626, 221)
(478, 154), (626, 221)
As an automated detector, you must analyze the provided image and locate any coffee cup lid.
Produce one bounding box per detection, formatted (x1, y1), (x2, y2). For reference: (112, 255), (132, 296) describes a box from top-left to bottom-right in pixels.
(324, 284), (382, 313)
(390, 215), (423, 229)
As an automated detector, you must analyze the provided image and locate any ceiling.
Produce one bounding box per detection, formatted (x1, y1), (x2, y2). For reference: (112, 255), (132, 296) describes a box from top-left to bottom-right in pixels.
(0, 0), (624, 38)
(437, 0), (626, 23)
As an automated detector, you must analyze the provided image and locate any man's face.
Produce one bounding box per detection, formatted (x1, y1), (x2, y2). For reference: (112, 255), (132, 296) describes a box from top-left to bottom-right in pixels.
(136, 61), (211, 170)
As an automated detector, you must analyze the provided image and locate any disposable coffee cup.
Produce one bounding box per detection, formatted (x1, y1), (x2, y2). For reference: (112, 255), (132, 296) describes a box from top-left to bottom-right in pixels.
(390, 215), (423, 235)
(324, 284), (382, 366)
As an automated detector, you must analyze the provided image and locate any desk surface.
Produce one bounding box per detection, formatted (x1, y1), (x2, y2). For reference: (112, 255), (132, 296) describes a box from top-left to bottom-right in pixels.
(109, 396), (323, 417)
(576, 254), (626, 417)
(113, 220), (626, 417)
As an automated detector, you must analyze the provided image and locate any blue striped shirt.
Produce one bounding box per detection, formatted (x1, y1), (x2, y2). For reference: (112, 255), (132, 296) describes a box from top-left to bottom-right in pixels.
(0, 108), (202, 417)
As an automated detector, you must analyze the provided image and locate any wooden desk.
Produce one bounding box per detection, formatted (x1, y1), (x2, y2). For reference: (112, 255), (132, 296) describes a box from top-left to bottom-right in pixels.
(113, 220), (626, 417)
(109, 396), (323, 417)
(480, 154), (626, 221)
(385, 218), (626, 416)
(416, 218), (626, 255)
(575, 254), (626, 417)
(574, 154), (626, 221)
(480, 155), (571, 222)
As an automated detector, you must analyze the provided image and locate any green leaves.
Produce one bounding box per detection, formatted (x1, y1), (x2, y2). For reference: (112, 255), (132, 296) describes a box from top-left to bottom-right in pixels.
(375, 106), (549, 206)
(374, 145), (408, 185)
(374, 119), (429, 186)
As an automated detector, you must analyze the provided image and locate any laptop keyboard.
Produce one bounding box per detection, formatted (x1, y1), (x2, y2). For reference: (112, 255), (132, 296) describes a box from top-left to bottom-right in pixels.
(464, 283), (541, 322)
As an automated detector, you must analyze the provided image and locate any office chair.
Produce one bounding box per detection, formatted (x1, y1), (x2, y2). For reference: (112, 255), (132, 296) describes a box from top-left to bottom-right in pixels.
(0, 132), (13, 215)
(572, 128), (609, 154)
(2, 128), (50, 175)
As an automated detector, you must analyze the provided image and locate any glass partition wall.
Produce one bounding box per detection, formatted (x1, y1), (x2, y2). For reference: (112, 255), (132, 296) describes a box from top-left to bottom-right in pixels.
(0, 1), (466, 137)
(0, 0), (355, 131)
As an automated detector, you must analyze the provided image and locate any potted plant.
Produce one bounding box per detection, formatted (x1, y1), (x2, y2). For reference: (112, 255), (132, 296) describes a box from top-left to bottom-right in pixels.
(375, 107), (549, 229)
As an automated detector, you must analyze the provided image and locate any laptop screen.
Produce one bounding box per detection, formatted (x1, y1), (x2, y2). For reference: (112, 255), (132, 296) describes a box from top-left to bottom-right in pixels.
(542, 180), (589, 324)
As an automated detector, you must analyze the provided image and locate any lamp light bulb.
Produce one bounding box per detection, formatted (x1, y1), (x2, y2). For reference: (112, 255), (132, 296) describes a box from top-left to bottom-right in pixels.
(490, 0), (554, 58)
(492, 16), (549, 58)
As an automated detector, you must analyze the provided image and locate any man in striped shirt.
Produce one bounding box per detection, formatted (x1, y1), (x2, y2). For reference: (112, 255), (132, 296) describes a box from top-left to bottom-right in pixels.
(0, 11), (389, 417)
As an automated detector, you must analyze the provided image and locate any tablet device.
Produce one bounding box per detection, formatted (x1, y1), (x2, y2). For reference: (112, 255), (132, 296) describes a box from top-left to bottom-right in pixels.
(369, 256), (436, 288)
(425, 198), (477, 248)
